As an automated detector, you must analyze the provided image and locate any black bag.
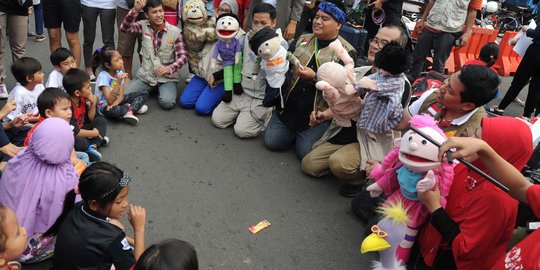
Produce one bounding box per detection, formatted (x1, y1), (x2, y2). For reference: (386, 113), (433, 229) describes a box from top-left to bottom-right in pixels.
(339, 23), (369, 57)
(409, 70), (446, 104)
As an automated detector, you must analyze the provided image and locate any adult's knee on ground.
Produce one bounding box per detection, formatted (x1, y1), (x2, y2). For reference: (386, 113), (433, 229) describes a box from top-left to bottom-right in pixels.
(159, 100), (176, 110)
(194, 104), (214, 116)
(301, 154), (326, 177)
(233, 124), (260, 139)
(211, 114), (230, 129)
(329, 154), (359, 180)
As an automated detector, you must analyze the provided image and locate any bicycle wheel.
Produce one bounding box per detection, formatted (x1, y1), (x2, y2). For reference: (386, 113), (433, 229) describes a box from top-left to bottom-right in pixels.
(498, 16), (519, 34)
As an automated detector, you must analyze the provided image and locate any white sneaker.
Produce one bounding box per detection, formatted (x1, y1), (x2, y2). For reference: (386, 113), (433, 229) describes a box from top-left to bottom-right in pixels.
(0, 84), (8, 99)
(137, 104), (148, 114)
(123, 110), (139, 125)
(185, 73), (194, 83)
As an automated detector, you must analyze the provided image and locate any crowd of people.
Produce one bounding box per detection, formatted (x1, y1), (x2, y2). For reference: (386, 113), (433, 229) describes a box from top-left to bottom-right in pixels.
(0, 0), (539, 269)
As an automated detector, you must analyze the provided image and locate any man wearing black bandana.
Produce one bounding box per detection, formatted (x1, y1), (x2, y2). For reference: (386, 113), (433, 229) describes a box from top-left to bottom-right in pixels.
(263, 0), (357, 159)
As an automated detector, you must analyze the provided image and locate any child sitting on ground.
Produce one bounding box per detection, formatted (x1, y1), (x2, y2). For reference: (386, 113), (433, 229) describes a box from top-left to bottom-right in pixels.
(52, 162), (147, 270)
(64, 68), (109, 161)
(93, 46), (149, 125)
(46, 47), (78, 90)
(134, 239), (199, 270)
(356, 42), (412, 170)
(0, 118), (79, 264)
(24, 88), (92, 167)
(463, 42), (499, 73)
(5, 57), (45, 123)
(0, 203), (27, 270)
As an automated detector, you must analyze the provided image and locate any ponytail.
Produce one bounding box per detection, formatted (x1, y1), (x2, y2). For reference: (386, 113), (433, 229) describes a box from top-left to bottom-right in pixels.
(91, 46), (116, 75)
(44, 189), (77, 236)
(478, 42), (499, 68)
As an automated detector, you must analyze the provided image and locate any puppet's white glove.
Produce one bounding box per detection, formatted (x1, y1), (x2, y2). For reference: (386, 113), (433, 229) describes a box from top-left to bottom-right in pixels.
(366, 182), (383, 198)
(416, 170), (436, 193)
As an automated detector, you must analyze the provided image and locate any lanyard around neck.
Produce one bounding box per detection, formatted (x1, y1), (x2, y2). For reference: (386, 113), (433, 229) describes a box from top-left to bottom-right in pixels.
(314, 38), (321, 69)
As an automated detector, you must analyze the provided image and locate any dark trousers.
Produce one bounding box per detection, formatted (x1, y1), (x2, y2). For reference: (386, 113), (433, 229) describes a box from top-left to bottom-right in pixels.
(74, 116), (107, 151)
(100, 90), (148, 120)
(408, 28), (456, 80)
(81, 5), (116, 68)
(498, 43), (540, 117)
(0, 125), (30, 162)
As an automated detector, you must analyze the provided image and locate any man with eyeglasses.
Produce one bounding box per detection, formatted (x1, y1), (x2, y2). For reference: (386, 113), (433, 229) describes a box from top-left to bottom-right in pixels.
(301, 25), (410, 197)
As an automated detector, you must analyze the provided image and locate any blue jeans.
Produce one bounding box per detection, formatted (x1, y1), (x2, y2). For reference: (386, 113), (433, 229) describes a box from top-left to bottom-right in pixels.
(124, 79), (177, 110)
(263, 111), (330, 159)
(179, 75), (224, 115)
(33, 3), (44, 35)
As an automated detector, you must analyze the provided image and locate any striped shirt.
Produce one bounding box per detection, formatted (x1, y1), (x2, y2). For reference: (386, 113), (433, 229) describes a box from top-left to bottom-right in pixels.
(357, 72), (405, 133)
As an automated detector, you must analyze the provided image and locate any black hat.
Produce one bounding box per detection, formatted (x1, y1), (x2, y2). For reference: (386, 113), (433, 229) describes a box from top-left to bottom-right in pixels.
(216, 12), (239, 25)
(249, 26), (278, 52)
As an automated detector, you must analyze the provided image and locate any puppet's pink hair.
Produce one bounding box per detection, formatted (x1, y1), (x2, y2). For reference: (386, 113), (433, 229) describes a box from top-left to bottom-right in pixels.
(410, 114), (453, 208)
(409, 114), (446, 138)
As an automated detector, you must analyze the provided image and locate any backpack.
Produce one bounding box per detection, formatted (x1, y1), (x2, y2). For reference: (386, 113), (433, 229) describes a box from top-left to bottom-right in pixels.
(410, 70), (446, 104)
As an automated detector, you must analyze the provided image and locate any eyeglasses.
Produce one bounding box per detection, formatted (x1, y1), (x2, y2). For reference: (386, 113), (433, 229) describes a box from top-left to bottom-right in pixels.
(217, 8), (232, 14)
(369, 38), (389, 49)
(371, 225), (388, 238)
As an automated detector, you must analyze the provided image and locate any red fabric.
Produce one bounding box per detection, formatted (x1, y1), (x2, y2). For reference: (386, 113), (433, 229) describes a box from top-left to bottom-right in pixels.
(418, 117), (533, 269)
(72, 96), (86, 129)
(469, 0), (484, 11)
(164, 6), (179, 26)
(463, 59), (498, 73)
(213, 0), (249, 23)
(490, 185), (540, 270)
(24, 116), (45, 147)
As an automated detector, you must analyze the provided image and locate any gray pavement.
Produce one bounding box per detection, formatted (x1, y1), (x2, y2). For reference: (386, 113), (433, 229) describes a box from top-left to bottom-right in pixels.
(10, 17), (530, 270)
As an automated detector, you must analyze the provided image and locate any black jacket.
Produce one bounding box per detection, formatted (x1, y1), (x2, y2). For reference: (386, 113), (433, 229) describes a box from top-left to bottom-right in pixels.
(0, 0), (33, 16)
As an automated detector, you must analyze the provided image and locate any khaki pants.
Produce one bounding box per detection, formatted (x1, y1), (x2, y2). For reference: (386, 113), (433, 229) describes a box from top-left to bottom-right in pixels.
(357, 129), (397, 170)
(301, 142), (362, 184)
(0, 12), (27, 81)
(211, 94), (271, 139)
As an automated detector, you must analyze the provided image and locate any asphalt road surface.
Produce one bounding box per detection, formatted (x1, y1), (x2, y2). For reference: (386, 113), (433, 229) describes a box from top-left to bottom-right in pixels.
(12, 17), (527, 270)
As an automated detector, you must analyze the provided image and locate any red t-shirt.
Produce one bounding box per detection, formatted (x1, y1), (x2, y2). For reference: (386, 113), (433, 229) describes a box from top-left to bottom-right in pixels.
(463, 59), (498, 74)
(24, 116), (44, 147)
(491, 185), (540, 270)
(72, 96), (87, 129)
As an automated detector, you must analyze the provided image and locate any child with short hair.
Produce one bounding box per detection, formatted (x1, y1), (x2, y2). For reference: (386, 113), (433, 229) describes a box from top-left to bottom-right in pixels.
(5, 57), (46, 123)
(25, 87), (95, 165)
(46, 47), (78, 89)
(52, 162), (147, 270)
(93, 46), (149, 125)
(0, 118), (79, 264)
(0, 203), (27, 270)
(64, 68), (109, 161)
(134, 239), (199, 270)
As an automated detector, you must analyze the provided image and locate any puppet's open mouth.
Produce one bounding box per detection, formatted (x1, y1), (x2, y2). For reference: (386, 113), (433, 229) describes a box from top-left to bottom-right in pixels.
(404, 153), (433, 163)
(188, 17), (203, 21)
(218, 30), (236, 36)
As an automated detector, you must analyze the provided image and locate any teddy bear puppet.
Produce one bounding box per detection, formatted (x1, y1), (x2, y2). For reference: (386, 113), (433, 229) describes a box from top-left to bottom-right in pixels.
(364, 114), (454, 267)
(210, 13), (243, 103)
(249, 26), (299, 109)
(182, 0), (216, 78)
(315, 39), (362, 127)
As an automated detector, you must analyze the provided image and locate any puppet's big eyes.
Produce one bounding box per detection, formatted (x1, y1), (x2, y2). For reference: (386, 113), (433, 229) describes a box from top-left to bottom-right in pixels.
(258, 49), (262, 53)
(421, 140), (427, 145)
(408, 136), (413, 141)
(221, 21), (225, 25)
(228, 22), (231, 25)
(265, 42), (269, 46)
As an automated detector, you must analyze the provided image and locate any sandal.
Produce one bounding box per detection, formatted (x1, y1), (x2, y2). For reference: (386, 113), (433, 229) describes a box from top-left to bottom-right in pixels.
(8, 261), (22, 270)
(487, 105), (504, 116)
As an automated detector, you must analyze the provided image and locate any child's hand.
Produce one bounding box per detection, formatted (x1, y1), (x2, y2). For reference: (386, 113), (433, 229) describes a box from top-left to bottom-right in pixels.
(128, 205), (146, 232)
(9, 114), (29, 129)
(0, 143), (24, 158)
(359, 77), (378, 91)
(106, 104), (116, 111)
(116, 72), (129, 80)
(0, 96), (16, 116)
(88, 94), (99, 105)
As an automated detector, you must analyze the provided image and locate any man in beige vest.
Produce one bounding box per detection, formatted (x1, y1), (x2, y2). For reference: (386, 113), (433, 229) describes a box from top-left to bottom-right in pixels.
(120, 0), (187, 110)
(262, 0), (357, 159)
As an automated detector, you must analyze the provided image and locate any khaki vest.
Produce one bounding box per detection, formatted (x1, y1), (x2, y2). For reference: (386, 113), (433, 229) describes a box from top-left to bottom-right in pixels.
(418, 91), (486, 137)
(137, 22), (182, 86)
(289, 33), (356, 111)
(426, 0), (472, 33)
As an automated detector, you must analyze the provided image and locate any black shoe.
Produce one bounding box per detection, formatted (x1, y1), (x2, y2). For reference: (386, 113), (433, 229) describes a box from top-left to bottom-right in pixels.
(338, 184), (363, 197)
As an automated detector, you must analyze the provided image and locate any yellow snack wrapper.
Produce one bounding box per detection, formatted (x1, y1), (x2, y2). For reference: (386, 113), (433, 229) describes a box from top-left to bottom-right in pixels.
(249, 220), (271, 234)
